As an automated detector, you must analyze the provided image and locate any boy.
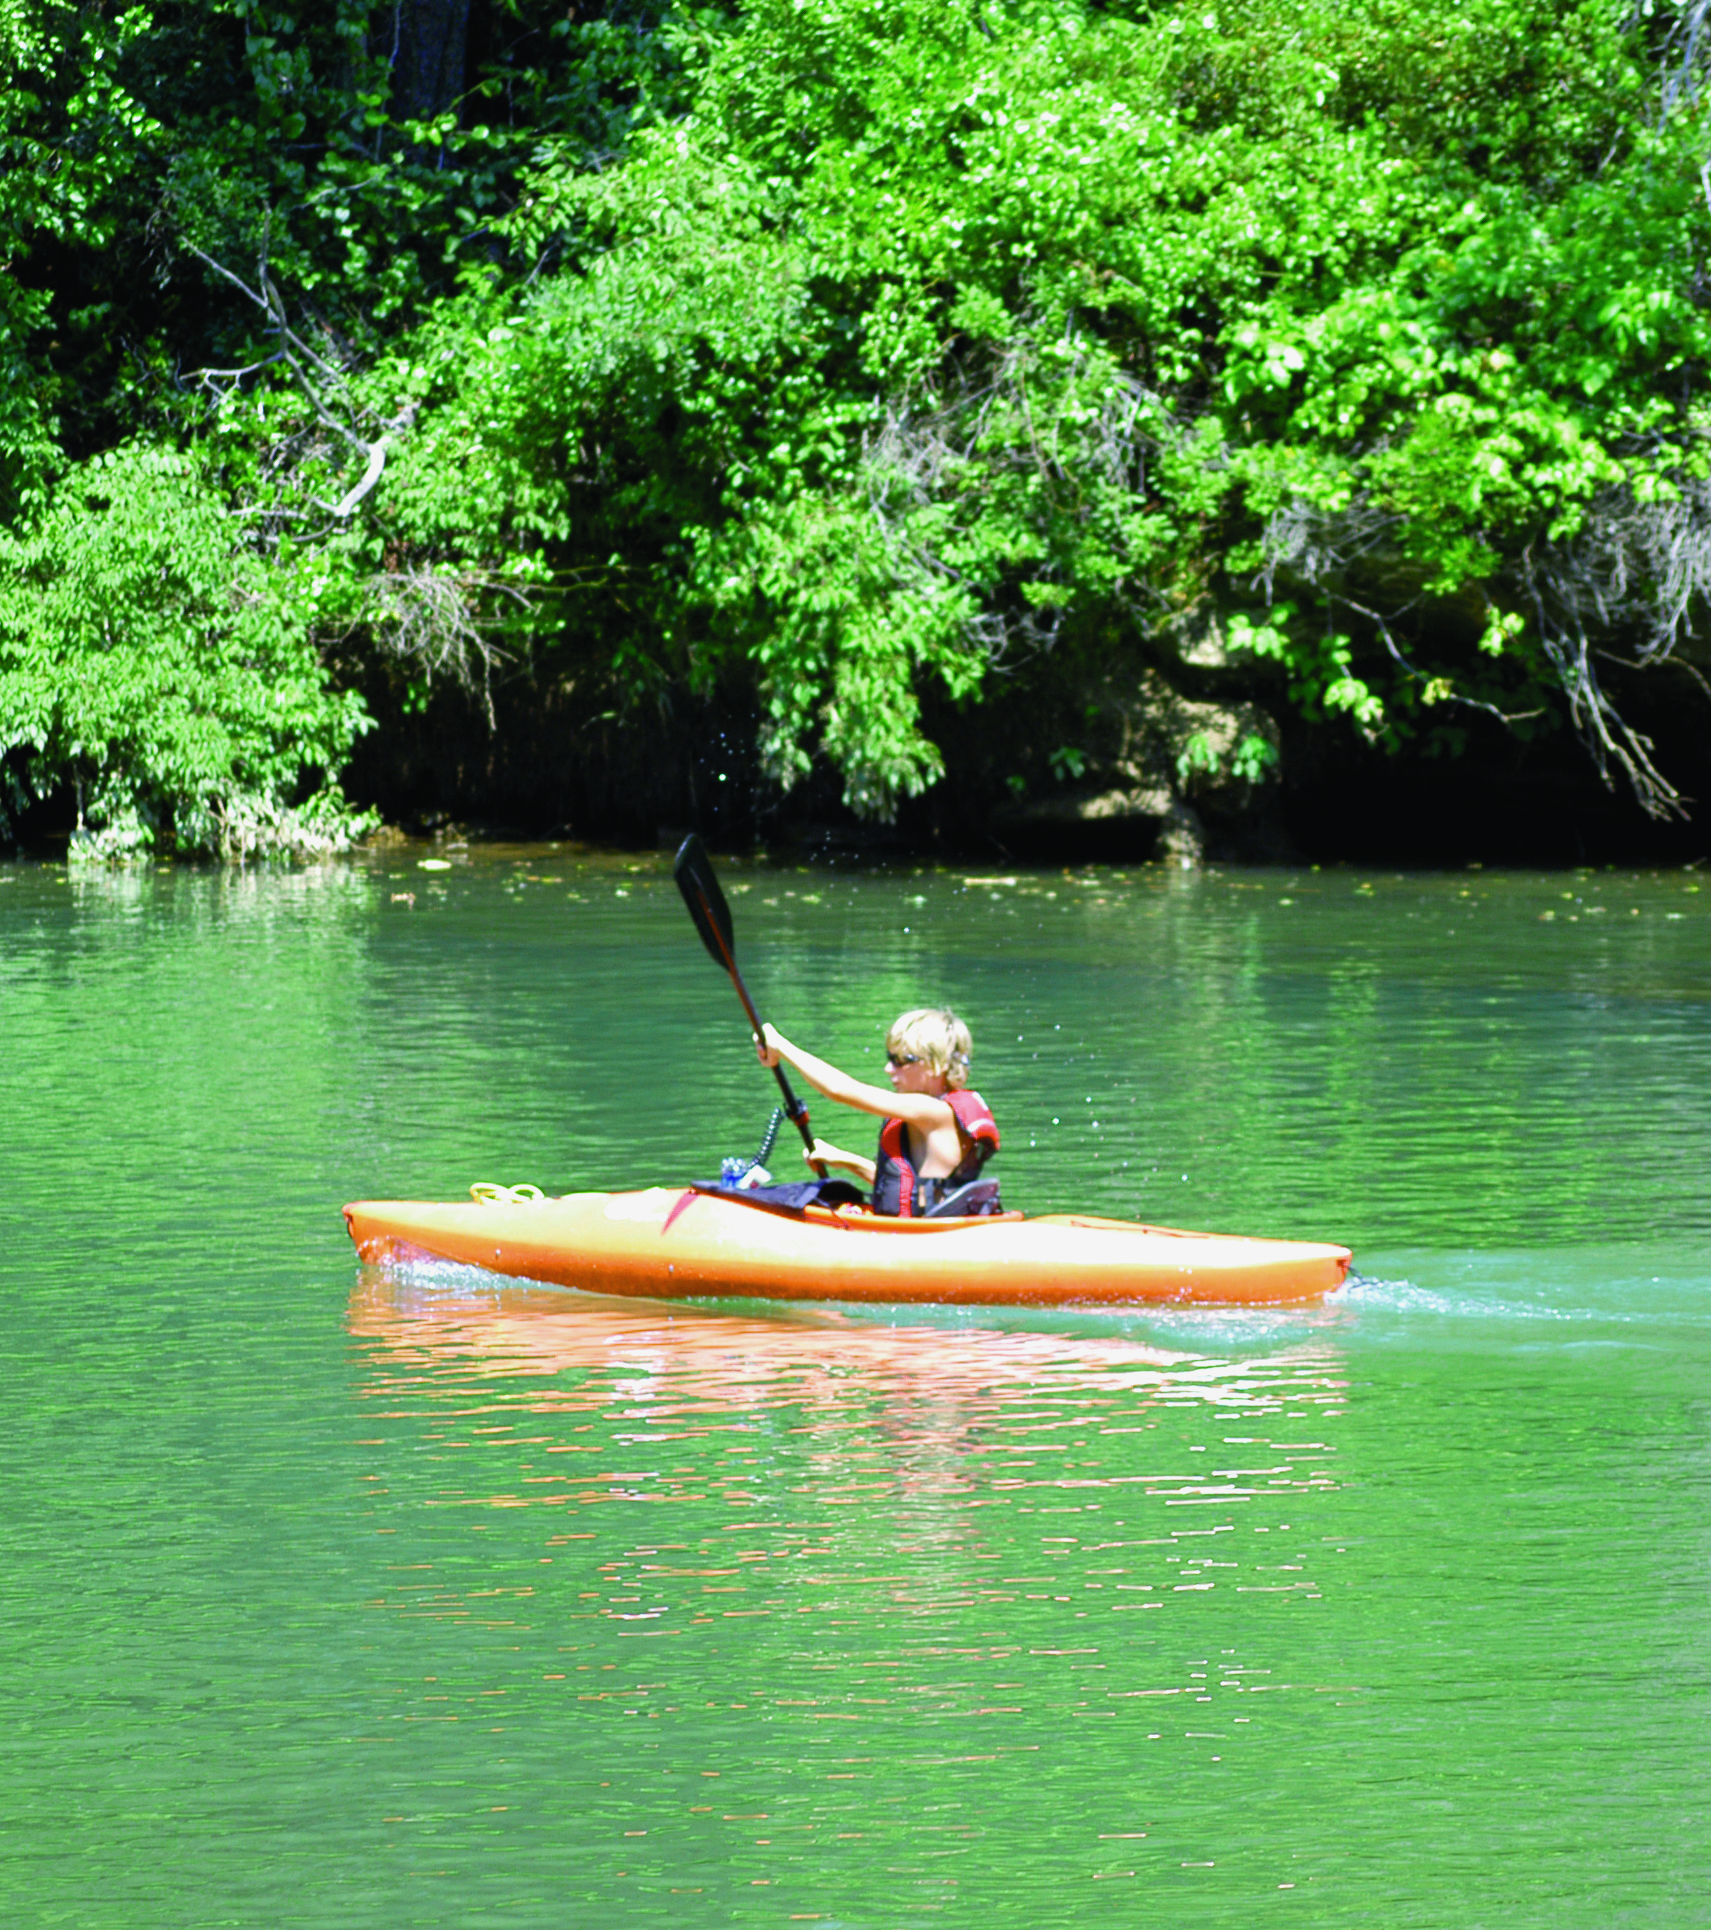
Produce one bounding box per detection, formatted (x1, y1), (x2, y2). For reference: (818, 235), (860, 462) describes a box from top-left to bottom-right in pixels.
(755, 1007), (1002, 1218)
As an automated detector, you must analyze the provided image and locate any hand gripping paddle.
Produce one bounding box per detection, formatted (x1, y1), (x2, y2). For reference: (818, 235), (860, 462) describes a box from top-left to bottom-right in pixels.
(673, 835), (827, 1178)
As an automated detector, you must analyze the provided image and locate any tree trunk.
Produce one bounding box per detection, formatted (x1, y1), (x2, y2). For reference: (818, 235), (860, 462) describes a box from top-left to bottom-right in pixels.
(389, 0), (473, 122)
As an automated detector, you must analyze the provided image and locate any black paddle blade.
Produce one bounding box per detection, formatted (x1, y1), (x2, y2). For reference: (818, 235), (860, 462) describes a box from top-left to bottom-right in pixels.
(673, 834), (736, 971)
(671, 833), (825, 1176)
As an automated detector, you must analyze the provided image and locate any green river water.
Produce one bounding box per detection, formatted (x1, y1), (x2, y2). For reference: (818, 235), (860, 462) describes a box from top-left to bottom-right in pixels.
(3, 849), (1708, 1928)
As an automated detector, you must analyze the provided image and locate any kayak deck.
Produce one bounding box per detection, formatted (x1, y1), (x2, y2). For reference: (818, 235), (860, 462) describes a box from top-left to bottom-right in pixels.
(343, 1187), (1352, 1307)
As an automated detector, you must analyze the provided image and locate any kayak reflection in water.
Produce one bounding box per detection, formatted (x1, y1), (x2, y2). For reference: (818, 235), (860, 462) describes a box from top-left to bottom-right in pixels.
(755, 1007), (1004, 1219)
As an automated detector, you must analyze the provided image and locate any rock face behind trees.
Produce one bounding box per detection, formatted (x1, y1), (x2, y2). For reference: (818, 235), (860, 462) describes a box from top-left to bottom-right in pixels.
(341, 622), (1707, 868)
(3, 0), (1711, 861)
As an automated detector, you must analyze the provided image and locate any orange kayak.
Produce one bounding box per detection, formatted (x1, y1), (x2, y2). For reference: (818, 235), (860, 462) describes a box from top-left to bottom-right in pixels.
(343, 1187), (1352, 1307)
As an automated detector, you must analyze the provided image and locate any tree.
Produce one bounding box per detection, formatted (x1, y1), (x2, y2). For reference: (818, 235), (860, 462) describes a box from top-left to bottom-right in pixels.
(0, 447), (372, 854)
(376, 0), (1711, 820)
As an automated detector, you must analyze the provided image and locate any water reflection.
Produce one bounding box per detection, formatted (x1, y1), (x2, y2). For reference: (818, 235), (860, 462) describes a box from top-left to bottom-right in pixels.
(335, 1267), (1360, 1916)
(347, 1267), (1348, 1622)
(348, 1267), (1347, 1427)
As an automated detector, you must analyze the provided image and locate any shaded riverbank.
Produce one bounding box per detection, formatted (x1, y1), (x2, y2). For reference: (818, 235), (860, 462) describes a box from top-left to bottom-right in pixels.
(330, 669), (1711, 872)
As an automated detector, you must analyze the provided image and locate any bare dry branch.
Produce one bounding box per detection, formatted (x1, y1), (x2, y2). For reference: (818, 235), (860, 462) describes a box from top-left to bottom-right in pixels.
(1259, 473), (1711, 817)
(188, 240), (391, 500)
(1658, 0), (1711, 116)
(360, 566), (535, 730)
(186, 245), (268, 312)
(855, 324), (1185, 669)
(330, 439), (390, 517)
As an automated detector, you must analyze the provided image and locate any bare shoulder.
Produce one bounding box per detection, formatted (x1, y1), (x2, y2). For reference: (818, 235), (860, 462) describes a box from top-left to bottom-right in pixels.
(889, 1089), (956, 1128)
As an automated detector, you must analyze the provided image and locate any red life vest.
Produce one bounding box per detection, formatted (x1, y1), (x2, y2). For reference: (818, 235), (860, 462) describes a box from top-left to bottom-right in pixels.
(872, 1089), (1001, 1218)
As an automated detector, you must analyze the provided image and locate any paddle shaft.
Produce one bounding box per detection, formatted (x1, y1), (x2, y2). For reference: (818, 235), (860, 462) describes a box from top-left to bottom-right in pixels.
(677, 868), (828, 1178)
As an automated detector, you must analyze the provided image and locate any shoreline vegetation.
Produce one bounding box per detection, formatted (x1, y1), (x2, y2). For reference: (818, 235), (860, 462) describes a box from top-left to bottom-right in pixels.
(11, 834), (1707, 894)
(5, 1), (1711, 867)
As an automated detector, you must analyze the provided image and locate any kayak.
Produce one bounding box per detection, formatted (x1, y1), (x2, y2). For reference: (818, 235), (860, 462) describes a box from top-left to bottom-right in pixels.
(342, 1186), (1352, 1307)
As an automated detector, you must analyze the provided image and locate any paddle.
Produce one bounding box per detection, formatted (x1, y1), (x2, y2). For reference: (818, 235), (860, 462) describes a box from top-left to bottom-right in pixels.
(673, 834), (827, 1178)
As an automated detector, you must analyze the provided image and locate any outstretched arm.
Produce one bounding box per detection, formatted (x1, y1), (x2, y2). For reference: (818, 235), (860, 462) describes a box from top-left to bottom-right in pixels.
(756, 1024), (952, 1131)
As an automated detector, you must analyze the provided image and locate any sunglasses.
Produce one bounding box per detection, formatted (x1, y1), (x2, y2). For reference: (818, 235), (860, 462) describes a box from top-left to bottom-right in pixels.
(885, 1052), (922, 1068)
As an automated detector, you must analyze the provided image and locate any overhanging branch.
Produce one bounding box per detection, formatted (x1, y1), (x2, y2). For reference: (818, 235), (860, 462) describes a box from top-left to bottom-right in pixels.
(187, 239), (395, 516)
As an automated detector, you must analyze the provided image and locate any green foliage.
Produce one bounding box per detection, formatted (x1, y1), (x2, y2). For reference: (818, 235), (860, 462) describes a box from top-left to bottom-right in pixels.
(6, 0), (1711, 834)
(0, 1), (720, 456)
(0, 447), (372, 854)
(360, 0), (1711, 816)
(1178, 729), (1278, 787)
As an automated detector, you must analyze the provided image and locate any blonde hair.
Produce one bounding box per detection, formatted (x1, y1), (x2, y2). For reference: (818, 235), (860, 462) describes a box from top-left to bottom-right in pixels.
(886, 1007), (973, 1088)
